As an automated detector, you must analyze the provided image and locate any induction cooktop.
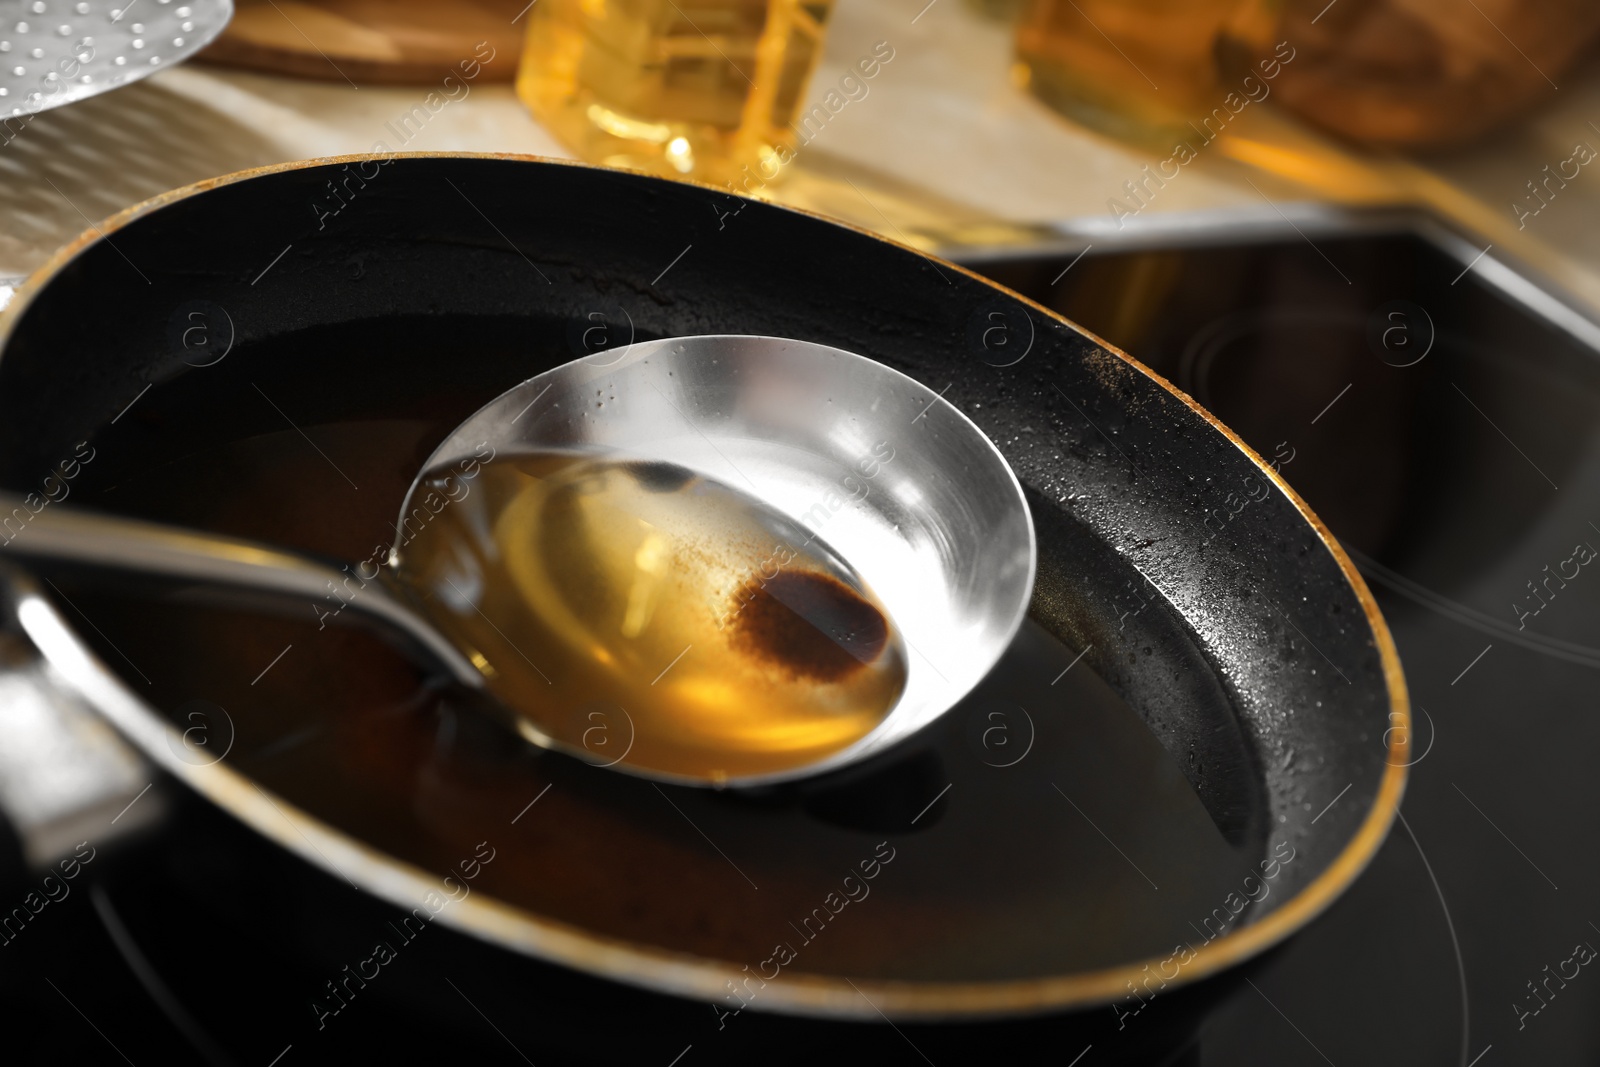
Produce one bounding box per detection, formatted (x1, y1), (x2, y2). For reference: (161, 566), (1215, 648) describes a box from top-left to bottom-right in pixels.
(3, 211), (1596, 1067)
(970, 211), (1600, 1067)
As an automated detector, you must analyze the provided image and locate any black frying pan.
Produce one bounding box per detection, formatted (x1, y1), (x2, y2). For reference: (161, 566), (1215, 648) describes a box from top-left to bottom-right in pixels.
(0, 155), (1406, 1065)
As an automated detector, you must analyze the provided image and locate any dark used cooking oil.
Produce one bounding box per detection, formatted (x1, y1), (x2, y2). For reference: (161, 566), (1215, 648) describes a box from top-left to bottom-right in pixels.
(394, 451), (909, 780)
(70, 427), (1264, 983)
(57, 314), (1268, 985)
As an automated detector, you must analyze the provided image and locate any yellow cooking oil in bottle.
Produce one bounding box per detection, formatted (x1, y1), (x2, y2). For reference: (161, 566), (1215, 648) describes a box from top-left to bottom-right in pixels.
(394, 451), (907, 780)
(515, 0), (834, 185)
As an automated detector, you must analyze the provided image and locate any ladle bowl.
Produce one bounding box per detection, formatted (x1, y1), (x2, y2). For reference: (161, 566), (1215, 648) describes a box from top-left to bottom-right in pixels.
(407, 333), (1037, 784)
(0, 334), (1036, 787)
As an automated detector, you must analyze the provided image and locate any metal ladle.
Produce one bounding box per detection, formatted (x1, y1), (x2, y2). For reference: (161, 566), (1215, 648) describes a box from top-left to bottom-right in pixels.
(0, 335), (1036, 786)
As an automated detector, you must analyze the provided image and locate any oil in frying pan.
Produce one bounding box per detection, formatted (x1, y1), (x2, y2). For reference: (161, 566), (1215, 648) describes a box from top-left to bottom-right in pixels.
(393, 451), (909, 782)
(64, 407), (1265, 981)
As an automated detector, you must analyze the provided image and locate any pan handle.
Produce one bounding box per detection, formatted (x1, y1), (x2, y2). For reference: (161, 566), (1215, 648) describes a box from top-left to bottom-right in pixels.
(0, 576), (157, 900)
(0, 493), (484, 689)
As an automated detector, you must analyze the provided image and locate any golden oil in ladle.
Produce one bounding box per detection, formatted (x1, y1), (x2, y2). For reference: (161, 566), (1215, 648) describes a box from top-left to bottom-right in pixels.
(394, 452), (908, 781)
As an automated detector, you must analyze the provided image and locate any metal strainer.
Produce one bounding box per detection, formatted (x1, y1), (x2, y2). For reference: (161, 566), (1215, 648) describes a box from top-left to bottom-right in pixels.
(0, 0), (230, 118)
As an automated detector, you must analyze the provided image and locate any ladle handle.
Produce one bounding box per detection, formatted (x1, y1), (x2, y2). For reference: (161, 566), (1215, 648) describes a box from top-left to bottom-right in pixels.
(0, 494), (484, 689)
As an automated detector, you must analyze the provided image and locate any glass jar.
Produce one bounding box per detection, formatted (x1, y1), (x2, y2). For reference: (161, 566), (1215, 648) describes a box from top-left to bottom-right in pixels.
(517, 0), (835, 186)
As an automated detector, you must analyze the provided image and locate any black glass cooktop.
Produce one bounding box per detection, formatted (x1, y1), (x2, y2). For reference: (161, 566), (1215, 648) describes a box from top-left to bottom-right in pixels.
(972, 216), (1600, 1066)
(5, 216), (1598, 1066)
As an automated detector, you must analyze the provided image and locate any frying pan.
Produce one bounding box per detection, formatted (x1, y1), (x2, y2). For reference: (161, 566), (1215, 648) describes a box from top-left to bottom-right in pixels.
(0, 154), (1407, 1064)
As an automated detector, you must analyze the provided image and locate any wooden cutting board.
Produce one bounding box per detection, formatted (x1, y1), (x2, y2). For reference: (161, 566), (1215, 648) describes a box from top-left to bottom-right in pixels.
(196, 0), (530, 84)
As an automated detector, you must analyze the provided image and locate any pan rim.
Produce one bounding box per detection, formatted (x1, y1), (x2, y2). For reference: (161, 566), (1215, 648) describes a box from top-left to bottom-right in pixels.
(0, 151), (1409, 1021)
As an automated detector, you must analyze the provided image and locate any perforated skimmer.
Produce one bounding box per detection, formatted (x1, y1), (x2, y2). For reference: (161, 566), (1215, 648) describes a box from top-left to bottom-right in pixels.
(0, 0), (230, 118)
